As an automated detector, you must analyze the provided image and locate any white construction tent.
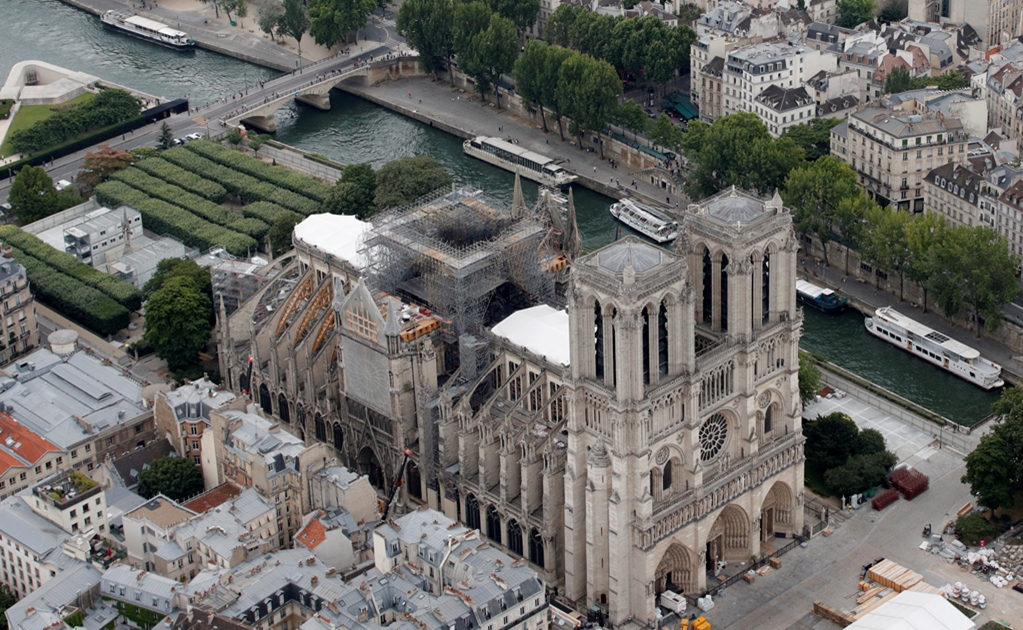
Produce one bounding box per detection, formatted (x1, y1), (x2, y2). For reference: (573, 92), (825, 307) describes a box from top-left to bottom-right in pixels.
(846, 591), (975, 630)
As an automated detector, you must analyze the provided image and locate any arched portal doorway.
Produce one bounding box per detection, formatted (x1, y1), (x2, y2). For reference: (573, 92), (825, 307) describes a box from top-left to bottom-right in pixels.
(655, 543), (695, 595)
(706, 504), (750, 569)
(761, 481), (794, 541)
(357, 446), (386, 490)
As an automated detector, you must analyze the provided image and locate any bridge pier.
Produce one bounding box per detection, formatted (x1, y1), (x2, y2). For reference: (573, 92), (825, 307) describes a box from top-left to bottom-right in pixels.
(241, 115), (277, 133)
(296, 93), (331, 110)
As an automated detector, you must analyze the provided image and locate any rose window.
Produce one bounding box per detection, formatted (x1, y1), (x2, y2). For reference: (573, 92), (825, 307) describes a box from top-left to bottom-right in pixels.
(699, 413), (728, 462)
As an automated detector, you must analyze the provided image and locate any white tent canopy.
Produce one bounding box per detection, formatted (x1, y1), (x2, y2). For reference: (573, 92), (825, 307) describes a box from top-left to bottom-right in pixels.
(293, 213), (372, 269)
(491, 305), (571, 366)
(847, 591), (975, 630)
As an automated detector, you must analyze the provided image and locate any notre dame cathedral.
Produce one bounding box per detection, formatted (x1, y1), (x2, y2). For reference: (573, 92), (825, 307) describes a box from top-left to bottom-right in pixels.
(219, 183), (805, 627)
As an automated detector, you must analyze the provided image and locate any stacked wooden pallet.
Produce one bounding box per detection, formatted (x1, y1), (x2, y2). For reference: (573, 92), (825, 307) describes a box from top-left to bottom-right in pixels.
(866, 559), (924, 592)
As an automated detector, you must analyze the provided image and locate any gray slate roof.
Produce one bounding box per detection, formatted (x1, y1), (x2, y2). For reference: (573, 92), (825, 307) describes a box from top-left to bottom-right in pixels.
(5, 564), (102, 630)
(0, 495), (72, 556)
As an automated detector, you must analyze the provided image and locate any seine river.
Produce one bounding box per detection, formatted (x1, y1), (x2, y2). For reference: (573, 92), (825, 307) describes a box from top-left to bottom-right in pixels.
(1, 0), (1000, 423)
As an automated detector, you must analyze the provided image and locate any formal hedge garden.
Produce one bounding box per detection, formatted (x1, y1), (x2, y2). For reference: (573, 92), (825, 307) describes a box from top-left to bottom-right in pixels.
(242, 201), (296, 225)
(184, 140), (331, 202)
(7, 89), (142, 154)
(0, 225), (141, 310)
(109, 168), (270, 239)
(95, 181), (258, 257)
(133, 157), (227, 203)
(159, 147), (320, 215)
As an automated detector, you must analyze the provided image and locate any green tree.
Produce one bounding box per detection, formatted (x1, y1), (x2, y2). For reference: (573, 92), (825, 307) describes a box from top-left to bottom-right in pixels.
(837, 0), (877, 27)
(397, 0), (455, 79)
(646, 39), (678, 93)
(460, 13), (519, 107)
(955, 513), (1001, 545)
(879, 0), (907, 22)
(0, 584), (17, 630)
(556, 53), (622, 157)
(857, 428), (887, 456)
(904, 211), (947, 313)
(256, 0), (285, 40)
(670, 24), (697, 74)
(926, 225), (1021, 333)
(927, 72), (969, 90)
(78, 144), (133, 189)
(682, 113), (803, 199)
(962, 435), (1016, 512)
(485, 0), (540, 32)
(248, 135), (265, 153)
(650, 113), (685, 153)
(143, 258), (213, 303)
(8, 166), (59, 224)
(613, 99), (650, 141)
(374, 155), (453, 209)
(883, 65), (914, 95)
(861, 204), (912, 297)
(158, 121), (174, 151)
(269, 211), (303, 257)
(340, 163), (377, 211)
(515, 40), (570, 133)
(226, 129), (244, 145)
(281, 0), (311, 57)
(781, 117), (841, 161)
(798, 353), (822, 408)
(137, 456), (205, 502)
(543, 3), (579, 46)
(143, 277), (213, 372)
(129, 147), (160, 161)
(309, 0), (372, 48)
(325, 182), (361, 216)
(803, 412), (861, 470)
(453, 1), (493, 57)
(782, 156), (863, 266)
(824, 451), (897, 497)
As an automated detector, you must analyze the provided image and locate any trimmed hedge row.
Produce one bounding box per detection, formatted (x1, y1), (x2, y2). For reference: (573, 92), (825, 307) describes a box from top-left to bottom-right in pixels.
(95, 181), (258, 257)
(110, 168), (269, 239)
(184, 140), (331, 202)
(160, 148), (320, 215)
(134, 157), (227, 203)
(0, 225), (142, 310)
(242, 201), (296, 225)
(8, 246), (129, 335)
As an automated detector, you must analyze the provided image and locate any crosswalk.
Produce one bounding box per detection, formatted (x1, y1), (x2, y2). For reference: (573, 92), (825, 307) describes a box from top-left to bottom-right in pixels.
(192, 116), (209, 125)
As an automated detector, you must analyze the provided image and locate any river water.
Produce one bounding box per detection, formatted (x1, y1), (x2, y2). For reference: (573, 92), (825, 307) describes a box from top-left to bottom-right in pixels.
(1, 0), (1001, 424)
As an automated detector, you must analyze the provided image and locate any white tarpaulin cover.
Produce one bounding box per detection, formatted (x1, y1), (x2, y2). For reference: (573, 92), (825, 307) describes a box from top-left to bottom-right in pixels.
(847, 591), (975, 630)
(491, 305), (570, 366)
(293, 214), (372, 269)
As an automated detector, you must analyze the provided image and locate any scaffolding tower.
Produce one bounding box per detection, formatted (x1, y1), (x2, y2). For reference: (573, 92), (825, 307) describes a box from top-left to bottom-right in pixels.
(362, 185), (557, 376)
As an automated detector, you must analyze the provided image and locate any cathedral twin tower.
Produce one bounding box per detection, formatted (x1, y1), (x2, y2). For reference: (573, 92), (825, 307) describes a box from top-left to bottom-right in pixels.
(563, 187), (805, 626)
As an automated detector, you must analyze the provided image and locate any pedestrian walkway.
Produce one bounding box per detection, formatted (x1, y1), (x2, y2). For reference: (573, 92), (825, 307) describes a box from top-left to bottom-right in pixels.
(805, 394), (939, 463)
(799, 261), (1023, 385)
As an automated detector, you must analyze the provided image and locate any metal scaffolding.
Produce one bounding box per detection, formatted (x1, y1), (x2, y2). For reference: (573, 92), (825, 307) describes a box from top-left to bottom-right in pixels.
(362, 185), (558, 375)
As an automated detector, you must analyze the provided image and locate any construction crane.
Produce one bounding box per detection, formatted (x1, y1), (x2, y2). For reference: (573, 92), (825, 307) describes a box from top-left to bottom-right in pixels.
(382, 448), (414, 520)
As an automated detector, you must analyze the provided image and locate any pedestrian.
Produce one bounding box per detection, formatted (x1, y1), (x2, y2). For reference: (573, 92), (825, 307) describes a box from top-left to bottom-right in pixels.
(593, 166), (597, 174)
(122, 134), (126, 141)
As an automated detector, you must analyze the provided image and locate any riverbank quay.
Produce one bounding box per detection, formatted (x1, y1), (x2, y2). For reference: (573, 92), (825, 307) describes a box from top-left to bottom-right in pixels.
(337, 76), (685, 212)
(55, 0), (393, 71)
(798, 261), (1023, 390)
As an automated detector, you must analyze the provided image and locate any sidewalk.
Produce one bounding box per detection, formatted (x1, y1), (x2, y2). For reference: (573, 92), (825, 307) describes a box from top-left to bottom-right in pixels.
(344, 77), (685, 210)
(800, 260), (1023, 386)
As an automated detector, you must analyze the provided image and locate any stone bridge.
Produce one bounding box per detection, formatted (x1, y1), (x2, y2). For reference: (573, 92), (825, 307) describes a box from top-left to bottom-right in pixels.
(226, 58), (423, 133)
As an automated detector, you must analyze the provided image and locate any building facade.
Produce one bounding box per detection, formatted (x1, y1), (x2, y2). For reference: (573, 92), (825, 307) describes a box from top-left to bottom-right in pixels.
(154, 378), (239, 467)
(0, 256), (37, 364)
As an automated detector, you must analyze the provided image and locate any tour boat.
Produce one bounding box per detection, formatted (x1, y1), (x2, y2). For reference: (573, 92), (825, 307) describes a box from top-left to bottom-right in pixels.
(864, 306), (1004, 390)
(100, 11), (196, 50)
(796, 279), (848, 314)
(463, 137), (576, 188)
(609, 198), (679, 243)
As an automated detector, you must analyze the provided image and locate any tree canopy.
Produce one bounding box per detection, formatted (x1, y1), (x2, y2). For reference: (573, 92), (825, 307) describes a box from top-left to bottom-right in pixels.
(485, 0), (540, 32)
(337, 163), (377, 216)
(805, 412), (898, 497)
(396, 0), (455, 77)
(8, 166), (60, 224)
(781, 117), (841, 161)
(963, 387), (1023, 513)
(836, 0), (877, 27)
(783, 155), (865, 265)
(79, 144), (133, 189)
(798, 352), (822, 408)
(459, 13), (519, 106)
(280, 0), (311, 56)
(0, 584), (17, 630)
(682, 112), (804, 199)
(309, 0), (374, 48)
(138, 456), (205, 502)
(514, 40), (572, 133)
(143, 258), (213, 305)
(884, 66), (970, 95)
(269, 211), (303, 258)
(374, 155), (453, 210)
(555, 53), (623, 156)
(143, 277), (213, 372)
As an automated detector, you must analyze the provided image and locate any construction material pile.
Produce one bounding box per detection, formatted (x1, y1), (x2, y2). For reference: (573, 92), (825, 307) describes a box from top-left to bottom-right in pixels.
(890, 467), (929, 500)
(871, 488), (899, 510)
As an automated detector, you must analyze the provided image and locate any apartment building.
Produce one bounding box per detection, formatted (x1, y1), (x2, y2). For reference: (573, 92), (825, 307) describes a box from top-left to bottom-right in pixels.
(0, 412), (63, 502)
(720, 42), (837, 119)
(4, 564), (104, 630)
(0, 345), (158, 479)
(997, 179), (1023, 254)
(203, 409), (332, 548)
(101, 565), (188, 616)
(0, 256), (37, 364)
(832, 103), (969, 210)
(27, 470), (107, 536)
(154, 377), (239, 467)
(753, 84), (817, 135)
(910, 0), (1019, 44)
(0, 496), (78, 598)
(122, 487), (277, 581)
(698, 56), (726, 121)
(923, 163), (987, 227)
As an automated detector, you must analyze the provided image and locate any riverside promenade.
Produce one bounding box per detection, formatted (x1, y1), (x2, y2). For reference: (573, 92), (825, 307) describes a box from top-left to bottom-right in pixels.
(56, 0), (396, 71)
(340, 76), (684, 210)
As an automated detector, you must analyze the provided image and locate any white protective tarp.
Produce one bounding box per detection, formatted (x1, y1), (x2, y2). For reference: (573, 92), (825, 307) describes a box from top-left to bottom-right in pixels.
(847, 591), (975, 630)
(491, 304), (570, 366)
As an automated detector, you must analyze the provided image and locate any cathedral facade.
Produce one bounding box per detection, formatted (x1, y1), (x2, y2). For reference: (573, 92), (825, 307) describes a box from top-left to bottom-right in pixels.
(218, 185), (805, 628)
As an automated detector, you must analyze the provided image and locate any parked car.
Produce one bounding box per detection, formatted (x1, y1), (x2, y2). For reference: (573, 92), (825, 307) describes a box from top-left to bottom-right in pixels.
(55, 179), (72, 192)
(185, 133), (203, 141)
(172, 137), (186, 146)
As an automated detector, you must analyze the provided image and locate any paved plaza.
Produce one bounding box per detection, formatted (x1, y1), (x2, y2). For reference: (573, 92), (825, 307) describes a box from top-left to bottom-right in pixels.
(805, 395), (941, 464)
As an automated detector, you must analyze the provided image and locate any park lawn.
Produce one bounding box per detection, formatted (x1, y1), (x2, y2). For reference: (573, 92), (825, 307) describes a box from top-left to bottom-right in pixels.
(0, 92), (96, 158)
